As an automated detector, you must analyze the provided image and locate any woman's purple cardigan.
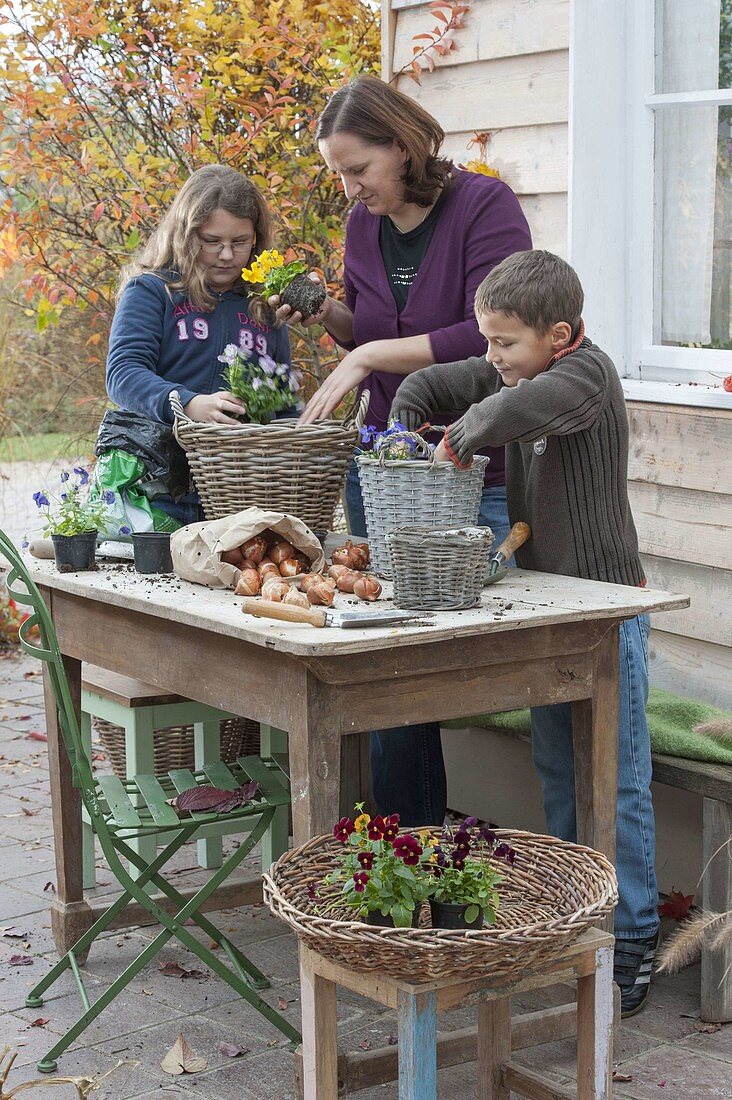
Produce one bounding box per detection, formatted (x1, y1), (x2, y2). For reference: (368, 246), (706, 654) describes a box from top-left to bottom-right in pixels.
(340, 169), (532, 486)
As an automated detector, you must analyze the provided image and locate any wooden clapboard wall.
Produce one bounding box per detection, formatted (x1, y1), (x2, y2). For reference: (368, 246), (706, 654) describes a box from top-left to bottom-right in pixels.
(382, 0), (570, 255)
(628, 403), (732, 710)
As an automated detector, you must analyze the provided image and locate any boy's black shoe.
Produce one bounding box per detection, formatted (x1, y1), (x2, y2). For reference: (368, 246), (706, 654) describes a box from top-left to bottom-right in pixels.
(614, 932), (659, 1017)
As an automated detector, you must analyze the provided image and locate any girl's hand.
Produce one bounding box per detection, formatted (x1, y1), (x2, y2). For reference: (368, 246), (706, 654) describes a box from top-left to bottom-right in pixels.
(183, 391), (247, 424)
(433, 439), (451, 463)
(299, 348), (372, 424)
(269, 273), (331, 326)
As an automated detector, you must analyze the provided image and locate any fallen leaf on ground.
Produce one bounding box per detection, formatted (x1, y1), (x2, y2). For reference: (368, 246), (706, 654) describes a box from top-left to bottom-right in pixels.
(693, 1019), (722, 1034)
(219, 1041), (249, 1058)
(43, 881), (56, 893)
(658, 1080), (667, 1088)
(161, 1034), (207, 1075)
(9, 954), (33, 965)
(25, 731), (47, 742)
(21, 806), (38, 816)
(658, 888), (694, 921)
(358, 1039), (372, 1050)
(0, 926), (27, 937)
(613, 1069), (633, 1082)
(277, 996), (288, 1010)
(387, 1034), (398, 1046)
(30, 1017), (50, 1027)
(158, 960), (205, 979)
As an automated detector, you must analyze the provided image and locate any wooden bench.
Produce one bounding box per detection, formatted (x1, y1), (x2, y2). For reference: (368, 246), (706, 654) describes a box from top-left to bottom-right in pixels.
(457, 722), (732, 1023)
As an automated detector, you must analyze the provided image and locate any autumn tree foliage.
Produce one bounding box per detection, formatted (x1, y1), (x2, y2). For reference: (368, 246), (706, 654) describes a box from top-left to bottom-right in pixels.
(0, 0), (380, 427)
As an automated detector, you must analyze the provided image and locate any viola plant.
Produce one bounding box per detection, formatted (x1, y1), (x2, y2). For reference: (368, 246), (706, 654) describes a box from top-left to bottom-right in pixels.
(218, 343), (302, 424)
(424, 818), (517, 926)
(358, 420), (435, 461)
(326, 804), (436, 928)
(240, 249), (326, 320)
(31, 468), (118, 537)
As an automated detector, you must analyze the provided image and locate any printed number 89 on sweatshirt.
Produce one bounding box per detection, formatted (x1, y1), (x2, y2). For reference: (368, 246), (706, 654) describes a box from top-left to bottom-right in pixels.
(176, 318), (267, 355)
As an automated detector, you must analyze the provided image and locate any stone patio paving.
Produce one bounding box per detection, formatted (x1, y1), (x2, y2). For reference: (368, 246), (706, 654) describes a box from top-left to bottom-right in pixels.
(0, 643), (730, 1099)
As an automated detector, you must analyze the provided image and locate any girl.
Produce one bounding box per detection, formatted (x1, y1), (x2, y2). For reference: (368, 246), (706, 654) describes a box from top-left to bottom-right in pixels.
(106, 164), (290, 523)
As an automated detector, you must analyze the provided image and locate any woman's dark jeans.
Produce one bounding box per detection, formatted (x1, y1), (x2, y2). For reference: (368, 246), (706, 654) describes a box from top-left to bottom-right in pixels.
(345, 462), (511, 825)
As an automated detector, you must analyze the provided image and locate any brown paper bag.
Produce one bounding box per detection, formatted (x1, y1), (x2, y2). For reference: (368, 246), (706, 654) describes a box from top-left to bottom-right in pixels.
(170, 508), (325, 588)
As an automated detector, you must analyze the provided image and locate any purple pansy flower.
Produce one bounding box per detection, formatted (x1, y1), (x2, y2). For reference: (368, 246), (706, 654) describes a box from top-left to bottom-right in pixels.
(32, 492), (49, 508)
(73, 467), (89, 486)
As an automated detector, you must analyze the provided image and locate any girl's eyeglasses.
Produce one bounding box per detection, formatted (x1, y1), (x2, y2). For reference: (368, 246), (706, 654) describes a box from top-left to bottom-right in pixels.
(198, 238), (253, 256)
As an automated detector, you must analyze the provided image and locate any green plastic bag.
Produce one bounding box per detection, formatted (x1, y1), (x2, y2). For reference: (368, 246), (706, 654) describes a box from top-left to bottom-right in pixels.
(90, 450), (181, 539)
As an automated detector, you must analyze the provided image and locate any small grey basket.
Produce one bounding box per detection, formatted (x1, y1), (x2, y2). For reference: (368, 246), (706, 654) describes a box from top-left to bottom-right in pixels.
(356, 444), (489, 577)
(387, 526), (495, 610)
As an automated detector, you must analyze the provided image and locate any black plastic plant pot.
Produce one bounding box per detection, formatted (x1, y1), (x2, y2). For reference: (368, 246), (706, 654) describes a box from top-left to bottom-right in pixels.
(131, 531), (174, 574)
(364, 907), (421, 929)
(51, 531), (97, 572)
(429, 898), (484, 930)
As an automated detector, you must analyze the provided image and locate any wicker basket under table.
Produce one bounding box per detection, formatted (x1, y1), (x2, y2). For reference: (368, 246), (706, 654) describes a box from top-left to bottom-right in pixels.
(170, 390), (368, 534)
(356, 450), (489, 577)
(264, 829), (617, 984)
(94, 715), (260, 779)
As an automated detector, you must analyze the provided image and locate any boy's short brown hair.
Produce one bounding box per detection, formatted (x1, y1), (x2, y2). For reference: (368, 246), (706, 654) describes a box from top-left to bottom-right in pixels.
(474, 250), (584, 333)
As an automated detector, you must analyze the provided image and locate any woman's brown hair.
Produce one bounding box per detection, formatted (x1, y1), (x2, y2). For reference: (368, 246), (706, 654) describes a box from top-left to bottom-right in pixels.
(118, 165), (272, 313)
(316, 75), (452, 206)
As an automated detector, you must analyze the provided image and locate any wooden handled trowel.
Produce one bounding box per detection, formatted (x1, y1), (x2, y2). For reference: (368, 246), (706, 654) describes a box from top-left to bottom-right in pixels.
(241, 598), (423, 629)
(484, 522), (531, 585)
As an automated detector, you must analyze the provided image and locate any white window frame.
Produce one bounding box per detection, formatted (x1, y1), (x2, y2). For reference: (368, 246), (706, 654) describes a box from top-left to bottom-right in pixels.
(569, 0), (732, 408)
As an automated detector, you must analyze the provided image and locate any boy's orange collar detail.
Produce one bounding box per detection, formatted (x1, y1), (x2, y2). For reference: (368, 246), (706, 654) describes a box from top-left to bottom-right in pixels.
(543, 318), (586, 372)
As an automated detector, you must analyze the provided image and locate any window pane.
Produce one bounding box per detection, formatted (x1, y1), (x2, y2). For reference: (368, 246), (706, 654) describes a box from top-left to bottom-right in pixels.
(656, 0), (730, 93)
(654, 105), (732, 349)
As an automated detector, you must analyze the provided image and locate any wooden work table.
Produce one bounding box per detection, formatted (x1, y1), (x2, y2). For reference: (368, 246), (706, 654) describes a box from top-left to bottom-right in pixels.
(29, 558), (687, 954)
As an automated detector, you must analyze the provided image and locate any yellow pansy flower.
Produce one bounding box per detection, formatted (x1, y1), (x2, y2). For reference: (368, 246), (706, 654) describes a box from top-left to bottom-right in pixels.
(354, 813), (371, 834)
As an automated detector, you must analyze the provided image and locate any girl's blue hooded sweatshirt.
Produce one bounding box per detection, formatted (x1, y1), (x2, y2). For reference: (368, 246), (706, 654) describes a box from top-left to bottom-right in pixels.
(106, 273), (291, 424)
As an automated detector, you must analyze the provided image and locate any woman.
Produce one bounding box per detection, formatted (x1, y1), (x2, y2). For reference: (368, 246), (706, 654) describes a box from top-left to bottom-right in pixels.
(282, 76), (532, 825)
(106, 164), (290, 525)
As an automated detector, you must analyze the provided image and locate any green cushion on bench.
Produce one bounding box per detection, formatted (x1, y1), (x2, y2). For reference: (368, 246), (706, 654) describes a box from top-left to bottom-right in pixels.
(441, 687), (732, 766)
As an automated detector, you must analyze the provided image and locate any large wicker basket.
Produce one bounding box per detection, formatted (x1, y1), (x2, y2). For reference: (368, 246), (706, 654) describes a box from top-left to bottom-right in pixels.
(94, 716), (260, 780)
(356, 448), (489, 577)
(263, 830), (617, 983)
(387, 525), (495, 610)
(170, 390), (369, 534)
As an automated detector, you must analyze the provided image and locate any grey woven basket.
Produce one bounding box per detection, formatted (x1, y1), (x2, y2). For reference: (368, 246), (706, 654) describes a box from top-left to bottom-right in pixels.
(356, 447), (489, 577)
(170, 390), (369, 534)
(387, 526), (494, 610)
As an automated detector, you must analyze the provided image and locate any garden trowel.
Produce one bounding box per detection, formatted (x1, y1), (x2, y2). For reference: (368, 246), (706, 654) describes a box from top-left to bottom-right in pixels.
(241, 598), (424, 629)
(483, 522), (531, 585)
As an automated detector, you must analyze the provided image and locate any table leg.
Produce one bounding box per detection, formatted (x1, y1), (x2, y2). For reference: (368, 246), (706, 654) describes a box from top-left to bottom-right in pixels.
(398, 988), (437, 1100)
(576, 943), (613, 1100)
(477, 998), (511, 1100)
(43, 656), (94, 956)
(299, 946), (338, 1100)
(287, 677), (343, 845)
(571, 624), (619, 864)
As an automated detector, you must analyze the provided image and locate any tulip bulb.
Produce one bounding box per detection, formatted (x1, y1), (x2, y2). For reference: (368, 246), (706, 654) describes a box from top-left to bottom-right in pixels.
(353, 574), (382, 601)
(279, 557), (303, 578)
(242, 536), (268, 564)
(335, 569), (359, 593)
(261, 577), (290, 602)
(307, 582), (334, 607)
(332, 540), (370, 570)
(284, 586), (309, 608)
(258, 558), (279, 578)
(235, 569), (261, 597)
(269, 539), (295, 565)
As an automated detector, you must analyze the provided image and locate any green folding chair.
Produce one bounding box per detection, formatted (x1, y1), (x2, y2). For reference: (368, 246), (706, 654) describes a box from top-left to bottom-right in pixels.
(0, 530), (301, 1072)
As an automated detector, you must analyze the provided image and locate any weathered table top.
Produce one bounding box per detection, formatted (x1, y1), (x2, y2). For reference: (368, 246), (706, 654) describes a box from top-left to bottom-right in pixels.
(29, 558), (688, 658)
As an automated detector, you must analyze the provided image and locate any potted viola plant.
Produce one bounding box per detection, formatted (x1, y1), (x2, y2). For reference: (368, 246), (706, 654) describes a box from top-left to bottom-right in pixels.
(218, 344), (303, 425)
(326, 805), (436, 928)
(240, 248), (326, 320)
(425, 818), (516, 929)
(31, 467), (117, 572)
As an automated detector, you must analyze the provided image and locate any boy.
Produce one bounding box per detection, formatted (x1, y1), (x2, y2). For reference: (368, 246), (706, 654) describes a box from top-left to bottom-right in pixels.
(391, 250), (658, 1016)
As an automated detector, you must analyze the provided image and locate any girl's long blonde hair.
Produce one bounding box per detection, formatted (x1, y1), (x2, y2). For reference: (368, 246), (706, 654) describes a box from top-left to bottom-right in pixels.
(118, 165), (272, 312)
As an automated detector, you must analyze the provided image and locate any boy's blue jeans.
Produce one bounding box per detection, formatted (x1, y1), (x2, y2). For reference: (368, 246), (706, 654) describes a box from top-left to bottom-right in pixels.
(345, 463), (511, 826)
(531, 613), (659, 938)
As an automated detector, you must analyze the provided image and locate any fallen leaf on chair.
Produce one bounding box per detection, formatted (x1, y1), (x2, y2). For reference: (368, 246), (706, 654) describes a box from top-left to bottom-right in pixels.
(219, 1041), (249, 1058)
(161, 1034), (207, 1075)
(0, 926), (27, 937)
(658, 888), (694, 921)
(693, 1019), (722, 1034)
(159, 960), (205, 980)
(30, 1017), (50, 1027)
(277, 996), (288, 1010)
(9, 954), (33, 965)
(613, 1069), (633, 1082)
(25, 731), (47, 742)
(173, 781), (259, 814)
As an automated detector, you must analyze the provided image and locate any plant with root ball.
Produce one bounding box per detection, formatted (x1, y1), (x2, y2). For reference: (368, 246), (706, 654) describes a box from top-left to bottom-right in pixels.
(240, 249), (326, 320)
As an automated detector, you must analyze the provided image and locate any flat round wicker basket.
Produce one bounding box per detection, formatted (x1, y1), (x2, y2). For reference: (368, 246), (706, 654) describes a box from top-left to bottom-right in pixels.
(387, 526), (495, 610)
(356, 450), (489, 577)
(94, 716), (259, 780)
(263, 830), (617, 983)
(170, 390), (369, 533)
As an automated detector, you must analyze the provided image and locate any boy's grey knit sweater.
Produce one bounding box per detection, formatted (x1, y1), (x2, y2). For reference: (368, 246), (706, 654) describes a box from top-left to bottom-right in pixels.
(391, 337), (645, 586)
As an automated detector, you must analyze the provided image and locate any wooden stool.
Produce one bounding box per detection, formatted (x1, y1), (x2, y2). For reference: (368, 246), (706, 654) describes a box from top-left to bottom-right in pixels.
(80, 665), (289, 888)
(298, 927), (614, 1100)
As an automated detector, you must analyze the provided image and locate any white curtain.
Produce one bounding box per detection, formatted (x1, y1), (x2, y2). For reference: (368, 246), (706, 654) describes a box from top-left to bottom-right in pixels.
(656, 0), (721, 344)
